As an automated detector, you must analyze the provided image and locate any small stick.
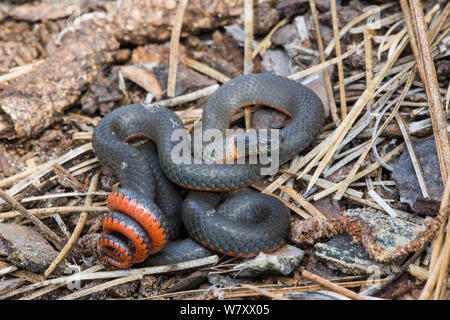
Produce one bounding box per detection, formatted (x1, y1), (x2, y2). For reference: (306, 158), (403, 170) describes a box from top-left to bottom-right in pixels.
(158, 84), (219, 108)
(240, 284), (291, 300)
(252, 185), (312, 219)
(59, 273), (142, 300)
(289, 40), (367, 81)
(243, 0), (254, 75)
(330, 0), (347, 120)
(0, 60), (45, 83)
(0, 188), (63, 248)
(409, 0), (450, 183)
(181, 57), (230, 83)
(309, 0), (338, 125)
(434, 218), (450, 299)
(278, 186), (326, 220)
(364, 26), (375, 106)
(167, 0), (189, 98)
(53, 163), (87, 192)
(368, 189), (398, 218)
(313, 143), (404, 201)
(252, 17), (288, 59)
(408, 264), (450, 287)
(394, 113), (429, 198)
(0, 265), (17, 276)
(0, 205), (107, 220)
(301, 269), (368, 300)
(324, 3), (396, 56)
(44, 172), (99, 278)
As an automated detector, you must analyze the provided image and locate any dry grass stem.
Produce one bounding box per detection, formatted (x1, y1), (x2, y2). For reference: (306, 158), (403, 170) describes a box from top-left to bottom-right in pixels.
(181, 56), (230, 83)
(309, 0), (338, 124)
(158, 84), (219, 108)
(44, 172), (99, 278)
(330, 0), (347, 120)
(167, 0), (189, 98)
(301, 269), (368, 300)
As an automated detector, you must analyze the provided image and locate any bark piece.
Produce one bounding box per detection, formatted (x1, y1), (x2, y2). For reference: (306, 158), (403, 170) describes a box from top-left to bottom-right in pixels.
(0, 223), (61, 274)
(0, 20), (119, 139)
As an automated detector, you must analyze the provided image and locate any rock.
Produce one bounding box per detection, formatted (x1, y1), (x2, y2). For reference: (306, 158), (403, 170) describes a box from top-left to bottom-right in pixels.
(231, 244), (304, 277)
(0, 223), (60, 274)
(272, 23), (298, 46)
(392, 136), (446, 216)
(313, 209), (426, 276)
(261, 49), (292, 77)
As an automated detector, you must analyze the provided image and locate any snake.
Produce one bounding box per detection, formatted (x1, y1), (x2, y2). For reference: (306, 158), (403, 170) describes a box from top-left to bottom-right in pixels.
(92, 73), (325, 268)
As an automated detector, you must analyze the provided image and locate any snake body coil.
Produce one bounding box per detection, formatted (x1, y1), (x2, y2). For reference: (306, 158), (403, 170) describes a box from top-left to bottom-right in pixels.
(92, 74), (325, 268)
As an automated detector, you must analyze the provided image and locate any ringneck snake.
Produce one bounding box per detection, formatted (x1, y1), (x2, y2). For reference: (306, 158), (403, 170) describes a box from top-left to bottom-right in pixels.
(92, 73), (325, 268)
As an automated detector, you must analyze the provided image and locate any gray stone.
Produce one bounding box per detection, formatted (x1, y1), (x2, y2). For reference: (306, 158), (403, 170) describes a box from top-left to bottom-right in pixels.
(261, 49), (292, 77)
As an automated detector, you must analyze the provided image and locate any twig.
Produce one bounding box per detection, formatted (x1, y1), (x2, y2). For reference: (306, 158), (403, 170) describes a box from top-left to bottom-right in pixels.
(394, 112), (429, 198)
(301, 269), (368, 300)
(243, 0), (253, 130)
(0, 60), (45, 83)
(0, 205), (108, 220)
(0, 265), (17, 276)
(158, 84), (219, 108)
(364, 26), (375, 106)
(243, 0), (253, 75)
(330, 0), (347, 120)
(278, 186), (326, 220)
(367, 189), (398, 218)
(240, 284), (291, 300)
(181, 57), (230, 83)
(289, 39), (368, 81)
(409, 0), (450, 183)
(167, 0), (189, 98)
(59, 274), (142, 300)
(53, 163), (87, 192)
(309, 0), (338, 124)
(44, 172), (100, 278)
(252, 17), (288, 58)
